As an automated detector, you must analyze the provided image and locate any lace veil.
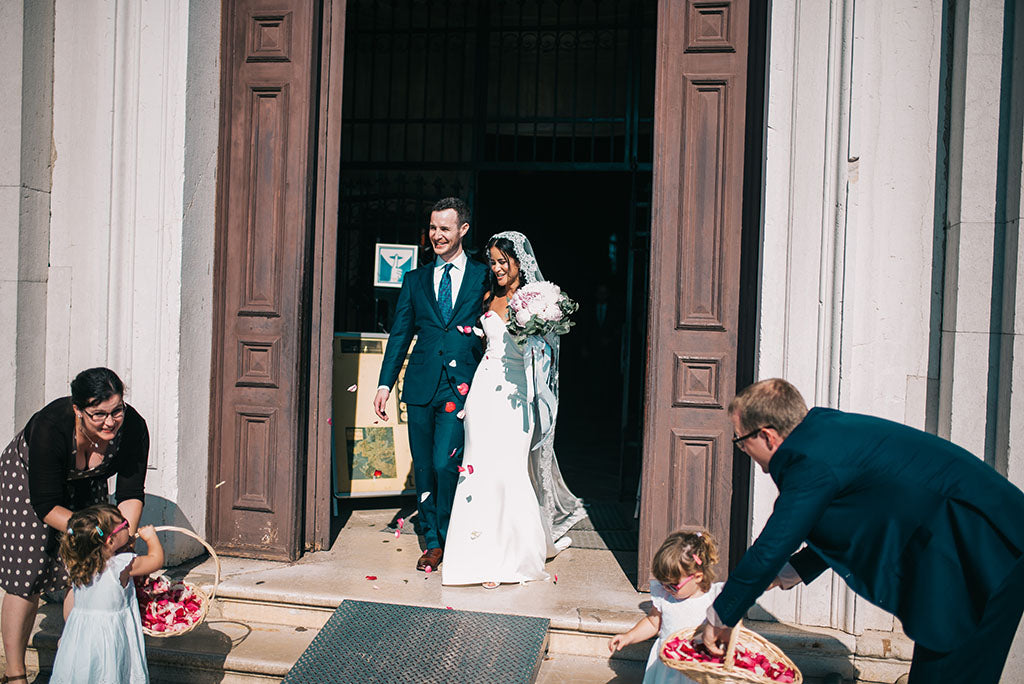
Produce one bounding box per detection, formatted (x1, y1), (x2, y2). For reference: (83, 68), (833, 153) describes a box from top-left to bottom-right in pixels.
(491, 231), (587, 542)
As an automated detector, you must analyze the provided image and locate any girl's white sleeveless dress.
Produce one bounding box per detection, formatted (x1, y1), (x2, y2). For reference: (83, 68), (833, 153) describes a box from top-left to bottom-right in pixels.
(644, 581), (724, 684)
(50, 551), (149, 684)
(442, 312), (558, 585)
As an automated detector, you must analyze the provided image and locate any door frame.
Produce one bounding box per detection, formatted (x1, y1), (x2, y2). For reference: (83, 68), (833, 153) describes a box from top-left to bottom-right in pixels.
(303, 0), (347, 552)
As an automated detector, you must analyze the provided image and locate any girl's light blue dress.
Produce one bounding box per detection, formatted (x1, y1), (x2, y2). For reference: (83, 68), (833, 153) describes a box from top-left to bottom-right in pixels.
(643, 580), (724, 684)
(50, 552), (149, 684)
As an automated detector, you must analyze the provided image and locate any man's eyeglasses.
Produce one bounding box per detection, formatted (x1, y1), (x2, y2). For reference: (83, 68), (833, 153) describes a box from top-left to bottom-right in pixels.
(83, 404), (126, 424)
(732, 425), (773, 448)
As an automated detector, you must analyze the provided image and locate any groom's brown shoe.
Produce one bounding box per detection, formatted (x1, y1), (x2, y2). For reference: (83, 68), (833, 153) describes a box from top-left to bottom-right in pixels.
(417, 547), (443, 571)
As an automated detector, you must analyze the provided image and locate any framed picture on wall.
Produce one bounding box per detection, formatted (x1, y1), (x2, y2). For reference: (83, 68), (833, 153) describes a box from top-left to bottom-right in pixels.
(373, 243), (418, 288)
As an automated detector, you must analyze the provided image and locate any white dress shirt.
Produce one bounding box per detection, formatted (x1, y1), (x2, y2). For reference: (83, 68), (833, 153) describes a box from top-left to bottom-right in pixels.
(433, 250), (468, 303)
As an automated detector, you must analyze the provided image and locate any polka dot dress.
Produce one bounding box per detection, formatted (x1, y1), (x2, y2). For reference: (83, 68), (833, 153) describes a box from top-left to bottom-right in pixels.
(0, 430), (115, 598)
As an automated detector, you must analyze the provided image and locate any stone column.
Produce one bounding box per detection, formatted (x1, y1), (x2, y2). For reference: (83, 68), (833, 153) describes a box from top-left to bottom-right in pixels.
(0, 1), (54, 436)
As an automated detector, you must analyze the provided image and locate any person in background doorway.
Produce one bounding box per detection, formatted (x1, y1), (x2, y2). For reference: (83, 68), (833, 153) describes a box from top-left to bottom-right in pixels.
(373, 197), (489, 573)
(702, 378), (1024, 684)
(0, 367), (149, 684)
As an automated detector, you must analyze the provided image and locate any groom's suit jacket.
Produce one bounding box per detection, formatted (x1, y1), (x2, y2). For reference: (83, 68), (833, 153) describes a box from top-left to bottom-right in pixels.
(378, 257), (489, 405)
(712, 408), (1024, 652)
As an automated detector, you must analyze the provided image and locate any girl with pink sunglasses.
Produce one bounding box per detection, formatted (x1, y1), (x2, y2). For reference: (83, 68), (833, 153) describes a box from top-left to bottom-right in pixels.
(608, 530), (723, 683)
(49, 504), (164, 683)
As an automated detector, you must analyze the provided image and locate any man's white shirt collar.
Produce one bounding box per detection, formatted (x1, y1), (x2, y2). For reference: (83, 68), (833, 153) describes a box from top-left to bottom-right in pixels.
(434, 251), (467, 271)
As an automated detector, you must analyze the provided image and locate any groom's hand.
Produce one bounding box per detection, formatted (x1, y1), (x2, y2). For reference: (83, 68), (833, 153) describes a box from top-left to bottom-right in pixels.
(373, 388), (391, 421)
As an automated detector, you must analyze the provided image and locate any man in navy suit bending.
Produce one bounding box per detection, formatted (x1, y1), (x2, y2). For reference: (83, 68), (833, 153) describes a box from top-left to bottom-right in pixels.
(700, 378), (1024, 683)
(373, 198), (488, 572)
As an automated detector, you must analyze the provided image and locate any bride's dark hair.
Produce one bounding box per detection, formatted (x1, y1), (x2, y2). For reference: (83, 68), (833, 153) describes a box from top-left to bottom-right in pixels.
(483, 235), (529, 313)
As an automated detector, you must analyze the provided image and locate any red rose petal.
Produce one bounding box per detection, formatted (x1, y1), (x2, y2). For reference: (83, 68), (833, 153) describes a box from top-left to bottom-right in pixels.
(457, 383), (469, 395)
(444, 401), (456, 413)
(365, 575), (377, 580)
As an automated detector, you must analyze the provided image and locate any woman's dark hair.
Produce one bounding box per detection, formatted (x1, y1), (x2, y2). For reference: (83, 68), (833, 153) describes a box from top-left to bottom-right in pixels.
(483, 235), (529, 313)
(70, 368), (125, 409)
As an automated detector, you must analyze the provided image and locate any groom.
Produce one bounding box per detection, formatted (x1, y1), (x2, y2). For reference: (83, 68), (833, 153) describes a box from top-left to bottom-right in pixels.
(373, 197), (489, 572)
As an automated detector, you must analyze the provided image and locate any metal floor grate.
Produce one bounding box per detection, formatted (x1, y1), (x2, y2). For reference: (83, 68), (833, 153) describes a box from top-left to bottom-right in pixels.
(283, 600), (549, 683)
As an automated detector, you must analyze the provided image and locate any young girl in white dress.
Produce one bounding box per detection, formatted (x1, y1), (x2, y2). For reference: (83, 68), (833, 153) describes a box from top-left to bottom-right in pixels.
(608, 530), (724, 684)
(50, 503), (164, 684)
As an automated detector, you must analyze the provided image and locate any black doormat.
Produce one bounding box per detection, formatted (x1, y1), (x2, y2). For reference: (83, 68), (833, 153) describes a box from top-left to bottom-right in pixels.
(283, 600), (550, 684)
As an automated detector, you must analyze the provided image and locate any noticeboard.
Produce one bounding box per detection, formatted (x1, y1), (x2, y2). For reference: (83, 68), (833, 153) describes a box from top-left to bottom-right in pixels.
(332, 333), (416, 497)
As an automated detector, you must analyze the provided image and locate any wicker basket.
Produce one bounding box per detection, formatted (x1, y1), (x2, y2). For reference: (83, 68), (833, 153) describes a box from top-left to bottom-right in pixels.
(659, 620), (803, 684)
(139, 525), (221, 638)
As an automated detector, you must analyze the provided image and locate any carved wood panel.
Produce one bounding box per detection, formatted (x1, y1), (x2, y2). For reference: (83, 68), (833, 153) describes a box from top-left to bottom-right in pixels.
(639, 0), (750, 589)
(209, 0), (319, 560)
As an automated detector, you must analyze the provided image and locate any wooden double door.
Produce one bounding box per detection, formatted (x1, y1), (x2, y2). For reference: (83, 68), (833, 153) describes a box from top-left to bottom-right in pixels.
(208, 0), (760, 585)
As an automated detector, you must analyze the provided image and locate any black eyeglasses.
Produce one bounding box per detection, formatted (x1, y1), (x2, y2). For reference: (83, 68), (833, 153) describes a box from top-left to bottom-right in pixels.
(82, 404), (126, 425)
(732, 426), (772, 447)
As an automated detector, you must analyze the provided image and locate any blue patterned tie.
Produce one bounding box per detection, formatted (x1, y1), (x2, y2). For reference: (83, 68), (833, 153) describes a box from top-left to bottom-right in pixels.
(438, 263), (454, 323)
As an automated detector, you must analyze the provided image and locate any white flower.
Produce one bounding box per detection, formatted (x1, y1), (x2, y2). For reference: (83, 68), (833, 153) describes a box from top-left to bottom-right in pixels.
(516, 308), (532, 326)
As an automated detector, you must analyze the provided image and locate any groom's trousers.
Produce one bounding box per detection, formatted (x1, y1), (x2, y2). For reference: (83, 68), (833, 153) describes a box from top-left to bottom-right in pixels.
(405, 372), (466, 550)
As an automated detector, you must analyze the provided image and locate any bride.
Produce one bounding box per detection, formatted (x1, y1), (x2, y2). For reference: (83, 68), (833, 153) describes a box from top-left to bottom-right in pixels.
(442, 231), (586, 588)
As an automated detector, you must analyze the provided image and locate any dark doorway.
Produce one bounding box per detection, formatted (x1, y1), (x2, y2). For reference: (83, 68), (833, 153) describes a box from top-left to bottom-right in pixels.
(332, 0), (657, 514)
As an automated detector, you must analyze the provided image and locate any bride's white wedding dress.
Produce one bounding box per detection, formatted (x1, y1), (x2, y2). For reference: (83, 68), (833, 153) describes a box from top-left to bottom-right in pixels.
(441, 310), (559, 585)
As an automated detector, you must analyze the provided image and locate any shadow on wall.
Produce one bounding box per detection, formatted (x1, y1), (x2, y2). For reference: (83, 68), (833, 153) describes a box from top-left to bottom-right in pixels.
(140, 494), (207, 566)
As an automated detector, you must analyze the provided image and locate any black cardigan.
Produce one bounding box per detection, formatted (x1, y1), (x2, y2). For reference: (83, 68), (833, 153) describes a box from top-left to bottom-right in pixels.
(23, 397), (149, 521)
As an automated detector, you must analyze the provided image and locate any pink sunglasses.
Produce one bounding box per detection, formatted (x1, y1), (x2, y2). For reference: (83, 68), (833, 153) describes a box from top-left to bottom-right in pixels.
(668, 574), (696, 592)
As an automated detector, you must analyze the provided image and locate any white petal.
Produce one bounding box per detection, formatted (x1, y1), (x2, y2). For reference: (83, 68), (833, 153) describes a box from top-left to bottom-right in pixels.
(449, 360), (457, 367)
(421, 491), (431, 502)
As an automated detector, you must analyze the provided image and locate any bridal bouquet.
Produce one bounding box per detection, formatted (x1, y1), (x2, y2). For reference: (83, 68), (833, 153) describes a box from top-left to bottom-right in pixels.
(506, 281), (578, 345)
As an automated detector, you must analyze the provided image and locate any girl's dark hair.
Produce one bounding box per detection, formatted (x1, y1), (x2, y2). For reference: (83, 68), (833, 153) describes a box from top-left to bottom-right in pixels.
(59, 504), (125, 587)
(70, 368), (125, 409)
(651, 529), (719, 592)
(482, 235), (529, 313)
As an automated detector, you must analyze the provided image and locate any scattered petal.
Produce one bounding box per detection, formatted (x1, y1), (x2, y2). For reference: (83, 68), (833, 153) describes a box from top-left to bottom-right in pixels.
(466, 495), (472, 503)
(327, 418), (333, 425)
(365, 575), (377, 580)
(449, 359), (457, 367)
(495, 385), (502, 391)
(457, 383), (469, 395)
(446, 606), (453, 610)
(397, 517), (404, 529)
(457, 466), (465, 473)
(472, 327), (484, 337)
(470, 531), (481, 539)
(373, 469), (383, 479)
(425, 566), (432, 574)
(444, 401), (456, 413)
(395, 529), (401, 539)
(467, 465), (474, 474)
(553, 574), (558, 584)
(421, 491), (431, 502)
(214, 481), (226, 489)
(449, 448), (458, 458)
(457, 409), (466, 420)
(347, 384), (358, 392)
(373, 585), (380, 590)
(458, 476), (466, 485)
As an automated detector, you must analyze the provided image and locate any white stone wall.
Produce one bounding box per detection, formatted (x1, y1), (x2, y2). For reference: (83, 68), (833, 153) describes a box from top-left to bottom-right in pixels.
(46, 0), (216, 562)
(755, 2), (1024, 681)
(753, 0), (945, 635)
(0, 1), (54, 438)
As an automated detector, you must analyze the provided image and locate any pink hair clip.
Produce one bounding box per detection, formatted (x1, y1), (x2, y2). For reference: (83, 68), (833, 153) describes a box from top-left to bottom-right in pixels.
(692, 554), (702, 565)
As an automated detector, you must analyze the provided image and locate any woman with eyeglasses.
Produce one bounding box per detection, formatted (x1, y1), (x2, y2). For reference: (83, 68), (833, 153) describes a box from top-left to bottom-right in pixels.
(0, 367), (149, 684)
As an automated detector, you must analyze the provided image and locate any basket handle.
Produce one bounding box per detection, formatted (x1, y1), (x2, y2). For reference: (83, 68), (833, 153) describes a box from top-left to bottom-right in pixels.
(152, 525), (221, 600)
(722, 619), (742, 671)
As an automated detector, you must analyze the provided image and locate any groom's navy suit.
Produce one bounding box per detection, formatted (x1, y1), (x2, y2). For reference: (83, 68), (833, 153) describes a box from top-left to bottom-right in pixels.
(378, 254), (488, 550)
(713, 408), (1024, 682)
